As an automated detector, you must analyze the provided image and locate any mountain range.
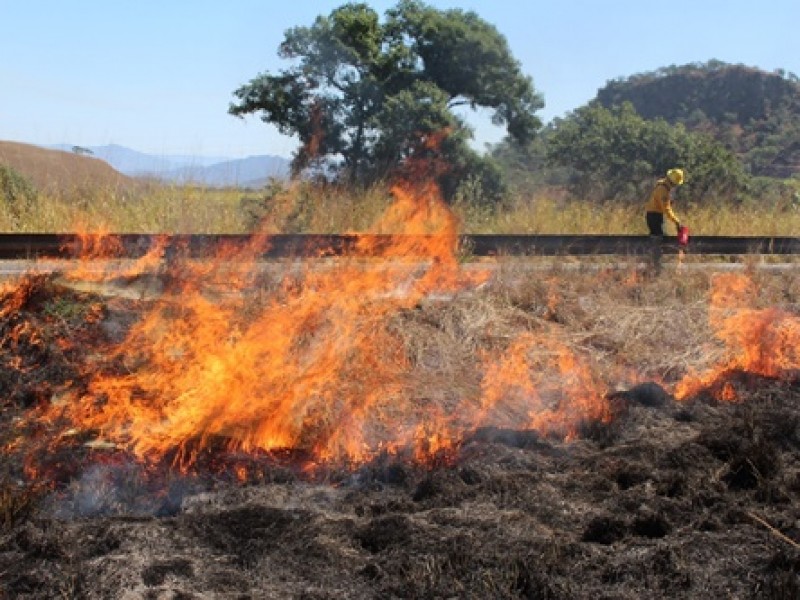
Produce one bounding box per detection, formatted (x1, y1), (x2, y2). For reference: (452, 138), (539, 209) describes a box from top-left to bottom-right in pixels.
(47, 144), (290, 188)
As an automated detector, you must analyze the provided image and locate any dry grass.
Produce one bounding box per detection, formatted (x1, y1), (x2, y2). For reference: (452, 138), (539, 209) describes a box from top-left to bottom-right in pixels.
(0, 183), (249, 233)
(412, 261), (800, 393)
(485, 194), (800, 236)
(2, 142), (799, 234)
(0, 480), (40, 533)
(241, 181), (394, 233)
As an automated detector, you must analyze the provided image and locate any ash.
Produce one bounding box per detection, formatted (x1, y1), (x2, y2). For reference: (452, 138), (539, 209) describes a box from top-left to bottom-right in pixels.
(2, 378), (799, 599)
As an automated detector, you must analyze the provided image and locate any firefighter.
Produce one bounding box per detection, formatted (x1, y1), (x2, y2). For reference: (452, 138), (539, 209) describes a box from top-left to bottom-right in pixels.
(644, 168), (685, 273)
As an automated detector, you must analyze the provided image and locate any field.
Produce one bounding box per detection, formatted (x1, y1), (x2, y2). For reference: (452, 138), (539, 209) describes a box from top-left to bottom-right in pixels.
(4, 183), (800, 236)
(1, 151), (799, 597)
(1, 142), (800, 235)
(0, 246), (799, 598)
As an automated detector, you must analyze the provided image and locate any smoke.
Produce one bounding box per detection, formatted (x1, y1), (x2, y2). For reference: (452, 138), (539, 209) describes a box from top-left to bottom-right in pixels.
(43, 462), (196, 519)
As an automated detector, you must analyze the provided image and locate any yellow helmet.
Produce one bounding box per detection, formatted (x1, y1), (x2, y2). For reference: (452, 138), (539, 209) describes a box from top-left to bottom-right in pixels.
(666, 168), (685, 186)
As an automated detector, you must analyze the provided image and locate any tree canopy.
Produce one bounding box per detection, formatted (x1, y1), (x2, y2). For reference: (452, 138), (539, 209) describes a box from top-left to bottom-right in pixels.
(594, 61), (800, 178)
(545, 103), (749, 202)
(229, 0), (543, 200)
(491, 61), (799, 205)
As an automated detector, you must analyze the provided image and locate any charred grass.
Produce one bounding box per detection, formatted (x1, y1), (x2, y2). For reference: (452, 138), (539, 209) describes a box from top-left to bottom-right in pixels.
(0, 264), (799, 598)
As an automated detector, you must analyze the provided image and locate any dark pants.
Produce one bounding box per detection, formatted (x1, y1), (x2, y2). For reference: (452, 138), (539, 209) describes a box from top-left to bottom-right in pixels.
(645, 212), (664, 273)
(646, 212), (664, 236)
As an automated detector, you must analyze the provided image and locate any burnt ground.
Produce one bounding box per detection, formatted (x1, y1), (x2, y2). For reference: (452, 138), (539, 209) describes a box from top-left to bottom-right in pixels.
(1, 275), (799, 599)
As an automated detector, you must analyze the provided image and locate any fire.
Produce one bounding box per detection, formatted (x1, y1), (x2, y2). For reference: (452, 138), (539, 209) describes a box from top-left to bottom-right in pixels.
(7, 192), (797, 483)
(17, 175), (617, 472)
(2, 170), (674, 478)
(53, 180), (503, 469)
(675, 272), (800, 400)
(62, 230), (169, 283)
(478, 332), (609, 439)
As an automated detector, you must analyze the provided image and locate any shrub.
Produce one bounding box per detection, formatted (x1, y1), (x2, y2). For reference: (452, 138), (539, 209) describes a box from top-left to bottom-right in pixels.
(0, 164), (38, 222)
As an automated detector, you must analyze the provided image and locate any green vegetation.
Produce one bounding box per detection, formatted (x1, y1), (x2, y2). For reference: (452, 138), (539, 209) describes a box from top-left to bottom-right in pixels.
(594, 61), (800, 178)
(4, 16), (800, 237)
(229, 0), (542, 203)
(228, 13), (799, 213)
(490, 59), (800, 210)
(0, 165), (38, 225)
(542, 102), (749, 202)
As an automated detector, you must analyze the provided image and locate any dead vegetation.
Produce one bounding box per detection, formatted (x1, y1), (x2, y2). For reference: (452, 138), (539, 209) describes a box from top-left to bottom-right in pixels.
(0, 141), (136, 196)
(0, 263), (799, 598)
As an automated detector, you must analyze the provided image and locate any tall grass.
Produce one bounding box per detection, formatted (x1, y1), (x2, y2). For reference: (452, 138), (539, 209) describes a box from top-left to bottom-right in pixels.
(2, 181), (799, 236)
(240, 181), (392, 233)
(483, 194), (800, 236)
(0, 184), (247, 233)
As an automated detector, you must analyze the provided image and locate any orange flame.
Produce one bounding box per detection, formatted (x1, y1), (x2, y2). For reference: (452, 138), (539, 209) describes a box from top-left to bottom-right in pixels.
(62, 230), (169, 283)
(0, 153), (628, 475)
(675, 273), (800, 400)
(478, 332), (609, 439)
(59, 180), (496, 468)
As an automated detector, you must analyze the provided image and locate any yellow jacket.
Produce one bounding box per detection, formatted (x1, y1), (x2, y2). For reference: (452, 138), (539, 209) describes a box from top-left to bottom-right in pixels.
(645, 178), (680, 224)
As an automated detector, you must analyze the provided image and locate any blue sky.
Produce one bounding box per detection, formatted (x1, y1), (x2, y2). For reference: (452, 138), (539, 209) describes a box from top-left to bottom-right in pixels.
(2, 1), (798, 159)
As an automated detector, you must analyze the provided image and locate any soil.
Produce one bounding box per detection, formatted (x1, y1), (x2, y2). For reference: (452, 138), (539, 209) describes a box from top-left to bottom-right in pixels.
(1, 274), (799, 599)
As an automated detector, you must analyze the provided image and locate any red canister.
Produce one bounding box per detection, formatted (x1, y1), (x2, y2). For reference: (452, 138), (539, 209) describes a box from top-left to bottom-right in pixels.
(677, 225), (689, 246)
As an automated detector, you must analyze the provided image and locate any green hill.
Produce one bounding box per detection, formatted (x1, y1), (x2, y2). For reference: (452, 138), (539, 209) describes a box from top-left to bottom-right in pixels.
(594, 61), (800, 178)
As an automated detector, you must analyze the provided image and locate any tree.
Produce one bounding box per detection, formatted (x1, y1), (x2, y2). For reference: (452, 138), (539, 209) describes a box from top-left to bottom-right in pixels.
(593, 61), (800, 178)
(71, 145), (94, 156)
(545, 103), (749, 202)
(229, 0), (543, 201)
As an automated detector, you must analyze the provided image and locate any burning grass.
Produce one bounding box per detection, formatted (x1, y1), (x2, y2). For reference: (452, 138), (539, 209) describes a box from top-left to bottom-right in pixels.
(1, 178), (799, 596)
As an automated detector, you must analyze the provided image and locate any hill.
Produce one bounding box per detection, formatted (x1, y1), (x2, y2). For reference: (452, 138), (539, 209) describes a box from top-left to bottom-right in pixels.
(594, 61), (800, 177)
(0, 141), (137, 194)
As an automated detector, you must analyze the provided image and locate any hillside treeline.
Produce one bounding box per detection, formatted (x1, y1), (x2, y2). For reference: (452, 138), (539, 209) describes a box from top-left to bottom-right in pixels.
(494, 60), (800, 205)
(594, 61), (800, 178)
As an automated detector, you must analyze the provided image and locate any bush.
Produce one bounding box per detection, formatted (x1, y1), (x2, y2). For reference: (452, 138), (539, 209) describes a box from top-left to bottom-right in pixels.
(0, 165), (38, 222)
(545, 103), (749, 203)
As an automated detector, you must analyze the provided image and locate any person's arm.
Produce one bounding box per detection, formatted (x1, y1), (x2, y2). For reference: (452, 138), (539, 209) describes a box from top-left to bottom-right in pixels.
(663, 195), (680, 227)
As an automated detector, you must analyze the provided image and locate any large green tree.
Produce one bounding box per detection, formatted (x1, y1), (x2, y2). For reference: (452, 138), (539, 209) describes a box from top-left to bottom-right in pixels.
(545, 103), (749, 202)
(229, 0), (543, 200)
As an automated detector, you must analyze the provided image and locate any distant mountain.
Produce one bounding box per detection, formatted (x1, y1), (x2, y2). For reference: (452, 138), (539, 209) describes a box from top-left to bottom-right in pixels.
(156, 155), (290, 188)
(47, 144), (218, 173)
(46, 144), (290, 187)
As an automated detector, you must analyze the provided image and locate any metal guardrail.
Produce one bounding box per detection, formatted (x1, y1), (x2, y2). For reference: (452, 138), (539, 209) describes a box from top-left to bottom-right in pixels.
(0, 233), (798, 259)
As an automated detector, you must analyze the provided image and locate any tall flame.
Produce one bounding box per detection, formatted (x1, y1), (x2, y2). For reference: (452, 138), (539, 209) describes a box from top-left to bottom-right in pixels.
(62, 180), (505, 467)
